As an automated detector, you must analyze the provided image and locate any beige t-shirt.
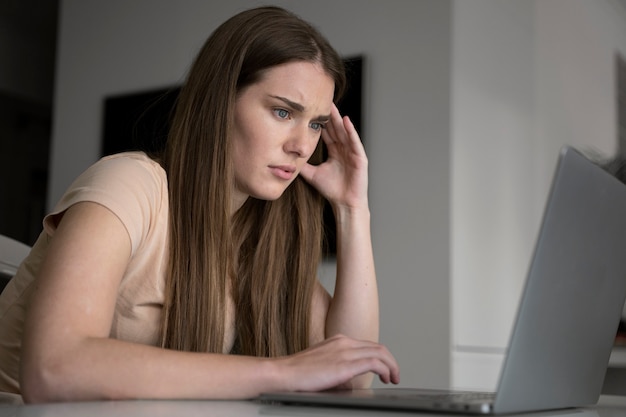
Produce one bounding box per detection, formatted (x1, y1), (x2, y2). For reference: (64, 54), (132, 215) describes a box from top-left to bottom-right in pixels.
(0, 152), (169, 396)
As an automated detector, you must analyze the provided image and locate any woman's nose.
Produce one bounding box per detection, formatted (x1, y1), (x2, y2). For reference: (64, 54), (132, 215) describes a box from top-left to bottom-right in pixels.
(285, 125), (316, 158)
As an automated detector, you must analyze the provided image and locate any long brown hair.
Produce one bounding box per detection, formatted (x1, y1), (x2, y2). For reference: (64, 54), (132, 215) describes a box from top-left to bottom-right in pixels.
(160, 6), (346, 356)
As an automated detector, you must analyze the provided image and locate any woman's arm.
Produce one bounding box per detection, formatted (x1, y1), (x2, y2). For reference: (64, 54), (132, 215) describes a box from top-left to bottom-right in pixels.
(326, 204), (378, 388)
(20, 201), (396, 402)
(301, 105), (395, 388)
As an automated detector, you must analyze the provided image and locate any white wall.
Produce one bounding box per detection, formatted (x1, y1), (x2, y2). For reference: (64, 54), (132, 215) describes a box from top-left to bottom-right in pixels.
(50, 0), (453, 389)
(451, 0), (537, 389)
(451, 0), (626, 390)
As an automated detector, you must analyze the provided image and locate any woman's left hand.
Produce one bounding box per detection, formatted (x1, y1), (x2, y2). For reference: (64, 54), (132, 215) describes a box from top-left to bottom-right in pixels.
(299, 104), (368, 210)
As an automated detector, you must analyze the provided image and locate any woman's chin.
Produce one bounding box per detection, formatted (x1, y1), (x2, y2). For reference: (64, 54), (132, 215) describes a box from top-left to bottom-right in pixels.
(251, 189), (287, 202)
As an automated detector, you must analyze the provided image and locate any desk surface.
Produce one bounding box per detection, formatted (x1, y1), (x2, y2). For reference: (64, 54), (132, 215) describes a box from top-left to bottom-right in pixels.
(2, 396), (626, 417)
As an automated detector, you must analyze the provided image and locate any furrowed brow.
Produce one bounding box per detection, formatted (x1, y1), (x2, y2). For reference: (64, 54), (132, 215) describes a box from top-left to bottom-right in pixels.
(270, 95), (331, 122)
(270, 95), (305, 112)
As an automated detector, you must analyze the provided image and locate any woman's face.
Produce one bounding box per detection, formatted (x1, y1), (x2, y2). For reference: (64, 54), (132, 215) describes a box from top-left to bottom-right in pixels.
(231, 60), (335, 209)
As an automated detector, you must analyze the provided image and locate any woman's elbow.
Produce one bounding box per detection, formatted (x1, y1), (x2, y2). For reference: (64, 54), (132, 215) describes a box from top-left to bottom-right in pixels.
(20, 357), (73, 403)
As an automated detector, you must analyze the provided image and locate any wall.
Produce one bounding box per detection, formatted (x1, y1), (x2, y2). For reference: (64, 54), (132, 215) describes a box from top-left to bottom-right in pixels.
(0, 1), (57, 105)
(451, 0), (626, 390)
(0, 1), (57, 245)
(451, 0), (536, 389)
(50, 0), (453, 389)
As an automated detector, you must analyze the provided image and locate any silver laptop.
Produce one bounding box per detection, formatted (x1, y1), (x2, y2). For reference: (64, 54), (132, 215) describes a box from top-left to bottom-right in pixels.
(260, 145), (626, 414)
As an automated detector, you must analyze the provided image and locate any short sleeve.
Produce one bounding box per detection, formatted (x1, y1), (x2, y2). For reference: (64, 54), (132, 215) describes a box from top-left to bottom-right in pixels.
(43, 152), (167, 256)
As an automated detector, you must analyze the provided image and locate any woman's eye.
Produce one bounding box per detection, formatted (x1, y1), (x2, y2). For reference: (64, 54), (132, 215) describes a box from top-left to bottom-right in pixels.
(274, 108), (290, 119)
(310, 122), (325, 131)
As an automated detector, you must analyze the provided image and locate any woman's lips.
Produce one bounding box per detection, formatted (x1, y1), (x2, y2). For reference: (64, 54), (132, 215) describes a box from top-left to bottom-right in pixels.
(269, 165), (296, 180)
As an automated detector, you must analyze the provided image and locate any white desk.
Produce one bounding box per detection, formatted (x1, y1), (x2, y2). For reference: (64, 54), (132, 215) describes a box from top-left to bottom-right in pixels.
(1, 396), (626, 417)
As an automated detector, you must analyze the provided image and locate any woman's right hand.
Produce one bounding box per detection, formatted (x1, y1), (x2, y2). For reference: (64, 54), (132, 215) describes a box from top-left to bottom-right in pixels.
(273, 334), (400, 392)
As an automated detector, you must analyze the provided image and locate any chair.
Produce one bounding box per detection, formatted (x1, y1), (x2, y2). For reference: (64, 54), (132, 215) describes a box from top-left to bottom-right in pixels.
(0, 234), (31, 294)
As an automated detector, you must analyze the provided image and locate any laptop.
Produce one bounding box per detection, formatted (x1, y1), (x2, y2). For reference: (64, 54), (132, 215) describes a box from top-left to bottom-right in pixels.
(260, 145), (626, 414)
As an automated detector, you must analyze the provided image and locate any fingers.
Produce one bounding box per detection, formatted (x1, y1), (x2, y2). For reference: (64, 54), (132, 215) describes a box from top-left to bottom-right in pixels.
(322, 105), (363, 155)
(316, 334), (400, 385)
(298, 162), (315, 183)
(322, 105), (344, 146)
(340, 337), (400, 385)
(279, 334), (399, 393)
(298, 106), (369, 205)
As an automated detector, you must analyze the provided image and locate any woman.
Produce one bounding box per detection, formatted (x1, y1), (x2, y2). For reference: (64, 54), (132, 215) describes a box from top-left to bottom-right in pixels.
(0, 6), (399, 402)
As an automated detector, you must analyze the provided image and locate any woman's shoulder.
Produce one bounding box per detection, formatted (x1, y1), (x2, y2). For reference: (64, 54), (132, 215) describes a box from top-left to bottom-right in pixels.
(46, 152), (169, 252)
(68, 150), (167, 211)
(93, 151), (165, 179)
(73, 152), (167, 198)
